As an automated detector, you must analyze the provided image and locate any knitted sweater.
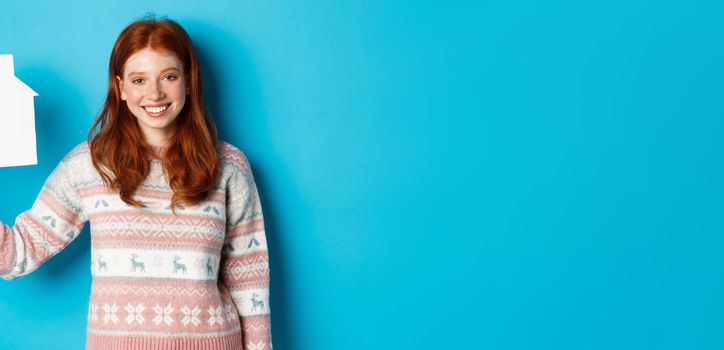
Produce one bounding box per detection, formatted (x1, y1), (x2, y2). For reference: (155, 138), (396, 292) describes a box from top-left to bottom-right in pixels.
(0, 141), (273, 350)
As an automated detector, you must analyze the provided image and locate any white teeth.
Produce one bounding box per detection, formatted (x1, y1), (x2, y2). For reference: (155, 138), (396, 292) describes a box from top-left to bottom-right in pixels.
(144, 104), (168, 113)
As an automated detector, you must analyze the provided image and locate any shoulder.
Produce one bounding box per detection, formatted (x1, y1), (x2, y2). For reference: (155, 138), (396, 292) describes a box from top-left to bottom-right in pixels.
(58, 141), (92, 168)
(215, 141), (259, 191)
(44, 141), (95, 186)
(216, 140), (252, 173)
(67, 141), (91, 157)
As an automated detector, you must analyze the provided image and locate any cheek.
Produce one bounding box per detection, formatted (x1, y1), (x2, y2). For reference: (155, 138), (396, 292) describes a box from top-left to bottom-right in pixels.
(171, 84), (186, 98)
(125, 89), (145, 104)
(169, 85), (187, 107)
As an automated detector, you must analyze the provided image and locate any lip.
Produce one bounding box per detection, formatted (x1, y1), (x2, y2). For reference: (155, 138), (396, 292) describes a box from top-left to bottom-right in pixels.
(143, 103), (171, 108)
(143, 103), (171, 118)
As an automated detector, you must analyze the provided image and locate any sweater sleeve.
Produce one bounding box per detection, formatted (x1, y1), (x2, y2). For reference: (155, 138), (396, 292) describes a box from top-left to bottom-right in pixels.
(221, 152), (273, 350)
(0, 151), (88, 280)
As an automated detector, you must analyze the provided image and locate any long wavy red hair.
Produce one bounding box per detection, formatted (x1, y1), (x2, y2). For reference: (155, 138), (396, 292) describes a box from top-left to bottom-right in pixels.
(88, 17), (219, 212)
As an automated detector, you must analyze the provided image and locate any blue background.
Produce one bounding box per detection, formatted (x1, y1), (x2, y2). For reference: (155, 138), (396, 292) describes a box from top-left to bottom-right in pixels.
(1, 0), (723, 349)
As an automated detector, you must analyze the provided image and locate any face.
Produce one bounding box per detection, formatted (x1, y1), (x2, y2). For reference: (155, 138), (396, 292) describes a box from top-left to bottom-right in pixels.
(116, 47), (189, 146)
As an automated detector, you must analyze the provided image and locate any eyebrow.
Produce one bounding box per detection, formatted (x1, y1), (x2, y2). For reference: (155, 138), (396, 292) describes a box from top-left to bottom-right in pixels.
(126, 67), (180, 76)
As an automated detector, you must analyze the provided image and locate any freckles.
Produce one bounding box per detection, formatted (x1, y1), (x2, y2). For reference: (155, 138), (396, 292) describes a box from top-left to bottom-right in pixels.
(127, 89), (144, 101)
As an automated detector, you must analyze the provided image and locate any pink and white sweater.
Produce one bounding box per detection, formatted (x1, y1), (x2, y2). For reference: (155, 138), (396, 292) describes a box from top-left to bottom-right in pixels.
(0, 141), (273, 350)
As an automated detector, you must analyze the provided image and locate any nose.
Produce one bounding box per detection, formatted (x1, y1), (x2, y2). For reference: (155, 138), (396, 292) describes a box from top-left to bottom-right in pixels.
(147, 80), (165, 100)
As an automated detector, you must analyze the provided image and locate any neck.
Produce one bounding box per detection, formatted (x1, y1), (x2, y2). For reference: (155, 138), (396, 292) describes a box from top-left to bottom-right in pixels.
(147, 144), (168, 159)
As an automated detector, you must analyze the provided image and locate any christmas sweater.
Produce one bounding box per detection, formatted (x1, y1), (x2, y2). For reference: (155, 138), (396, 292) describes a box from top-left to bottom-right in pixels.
(0, 141), (273, 350)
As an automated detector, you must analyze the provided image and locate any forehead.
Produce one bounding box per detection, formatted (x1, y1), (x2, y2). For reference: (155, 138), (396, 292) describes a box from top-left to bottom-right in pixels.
(123, 48), (183, 76)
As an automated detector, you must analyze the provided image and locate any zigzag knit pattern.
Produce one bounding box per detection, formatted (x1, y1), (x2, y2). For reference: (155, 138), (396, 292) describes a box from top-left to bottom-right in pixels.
(0, 141), (273, 350)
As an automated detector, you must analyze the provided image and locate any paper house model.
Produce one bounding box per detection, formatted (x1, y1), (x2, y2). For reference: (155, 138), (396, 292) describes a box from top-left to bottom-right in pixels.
(0, 54), (38, 167)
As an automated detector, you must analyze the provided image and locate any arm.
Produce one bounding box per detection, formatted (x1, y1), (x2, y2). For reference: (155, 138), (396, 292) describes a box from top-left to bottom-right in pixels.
(221, 152), (273, 350)
(0, 151), (87, 280)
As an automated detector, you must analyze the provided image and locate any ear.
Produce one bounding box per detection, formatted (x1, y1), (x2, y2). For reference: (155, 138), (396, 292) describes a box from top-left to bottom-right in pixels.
(116, 76), (127, 100)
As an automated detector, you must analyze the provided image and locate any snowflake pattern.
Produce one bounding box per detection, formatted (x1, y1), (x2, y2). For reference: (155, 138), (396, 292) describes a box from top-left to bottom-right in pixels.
(181, 305), (201, 327)
(152, 303), (174, 326)
(99, 302), (238, 330)
(103, 303), (119, 325)
(224, 304), (237, 322)
(207, 305), (225, 326)
(88, 303), (99, 323)
(125, 303), (146, 325)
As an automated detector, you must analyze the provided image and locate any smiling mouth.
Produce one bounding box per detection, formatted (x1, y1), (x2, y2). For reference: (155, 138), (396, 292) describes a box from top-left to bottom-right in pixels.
(143, 104), (170, 113)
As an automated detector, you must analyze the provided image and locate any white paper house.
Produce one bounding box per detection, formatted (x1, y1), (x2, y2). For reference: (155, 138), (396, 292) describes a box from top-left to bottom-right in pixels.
(0, 54), (38, 167)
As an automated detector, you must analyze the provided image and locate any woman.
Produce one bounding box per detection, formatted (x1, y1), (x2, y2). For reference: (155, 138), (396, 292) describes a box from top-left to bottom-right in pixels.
(0, 17), (273, 350)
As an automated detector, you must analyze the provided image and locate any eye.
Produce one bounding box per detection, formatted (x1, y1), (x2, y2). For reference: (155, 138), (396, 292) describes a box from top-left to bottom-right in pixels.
(164, 74), (178, 81)
(131, 78), (144, 84)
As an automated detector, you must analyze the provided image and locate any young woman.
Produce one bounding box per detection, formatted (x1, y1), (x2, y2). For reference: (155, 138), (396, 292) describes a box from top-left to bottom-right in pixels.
(0, 17), (273, 350)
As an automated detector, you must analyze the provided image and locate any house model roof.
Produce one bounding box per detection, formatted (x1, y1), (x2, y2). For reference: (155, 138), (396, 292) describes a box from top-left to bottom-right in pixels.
(0, 54), (38, 97)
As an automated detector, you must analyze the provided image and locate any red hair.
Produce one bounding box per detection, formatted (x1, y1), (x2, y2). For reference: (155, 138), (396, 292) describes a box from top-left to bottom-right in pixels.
(88, 17), (219, 212)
